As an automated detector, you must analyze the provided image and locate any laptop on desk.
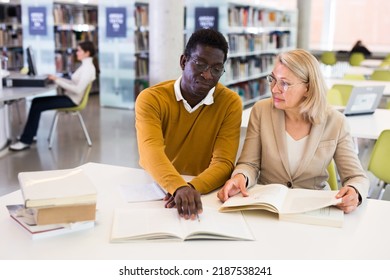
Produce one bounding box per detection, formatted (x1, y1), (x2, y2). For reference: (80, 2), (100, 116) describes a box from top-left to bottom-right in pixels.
(342, 85), (385, 116)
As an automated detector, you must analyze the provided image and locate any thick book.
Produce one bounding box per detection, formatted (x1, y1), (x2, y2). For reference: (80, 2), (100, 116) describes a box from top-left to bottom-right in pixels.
(18, 168), (97, 225)
(19, 168), (97, 208)
(219, 184), (344, 227)
(6, 204), (95, 240)
(110, 207), (254, 242)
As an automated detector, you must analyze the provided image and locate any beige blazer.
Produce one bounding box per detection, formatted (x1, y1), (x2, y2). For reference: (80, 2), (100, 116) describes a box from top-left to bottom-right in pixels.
(234, 98), (369, 200)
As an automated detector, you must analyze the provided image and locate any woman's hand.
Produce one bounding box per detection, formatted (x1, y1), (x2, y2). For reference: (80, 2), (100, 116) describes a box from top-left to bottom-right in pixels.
(336, 185), (361, 213)
(47, 74), (57, 81)
(217, 173), (249, 202)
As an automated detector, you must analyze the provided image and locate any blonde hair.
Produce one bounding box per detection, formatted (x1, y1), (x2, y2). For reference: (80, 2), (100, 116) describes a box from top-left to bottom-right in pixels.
(276, 49), (328, 124)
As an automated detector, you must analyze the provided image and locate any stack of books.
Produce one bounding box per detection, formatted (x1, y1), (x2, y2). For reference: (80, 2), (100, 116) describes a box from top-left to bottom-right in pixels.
(6, 168), (97, 239)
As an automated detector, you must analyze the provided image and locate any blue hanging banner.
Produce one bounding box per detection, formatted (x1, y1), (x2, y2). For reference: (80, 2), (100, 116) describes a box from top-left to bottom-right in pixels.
(195, 7), (219, 31)
(28, 6), (47, 36)
(106, 7), (127, 38)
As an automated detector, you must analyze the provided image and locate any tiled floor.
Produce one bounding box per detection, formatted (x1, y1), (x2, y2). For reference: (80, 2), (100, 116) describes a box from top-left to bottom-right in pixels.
(0, 92), (388, 200)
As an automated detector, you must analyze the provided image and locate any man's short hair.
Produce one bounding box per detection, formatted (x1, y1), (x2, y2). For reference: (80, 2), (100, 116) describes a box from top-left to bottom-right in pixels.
(184, 28), (228, 62)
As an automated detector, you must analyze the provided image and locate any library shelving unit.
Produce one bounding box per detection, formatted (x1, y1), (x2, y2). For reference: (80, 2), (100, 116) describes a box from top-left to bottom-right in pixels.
(53, 2), (98, 93)
(98, 0), (148, 109)
(0, 4), (23, 71)
(185, 0), (297, 107)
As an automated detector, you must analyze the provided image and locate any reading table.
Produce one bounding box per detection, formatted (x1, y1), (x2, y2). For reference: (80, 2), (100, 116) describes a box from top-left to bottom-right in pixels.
(0, 162), (389, 260)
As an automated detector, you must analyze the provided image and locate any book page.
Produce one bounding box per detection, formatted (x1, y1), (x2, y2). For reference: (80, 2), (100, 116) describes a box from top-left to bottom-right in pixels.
(181, 207), (254, 241)
(111, 208), (184, 242)
(279, 206), (344, 228)
(220, 184), (288, 212)
(281, 189), (341, 214)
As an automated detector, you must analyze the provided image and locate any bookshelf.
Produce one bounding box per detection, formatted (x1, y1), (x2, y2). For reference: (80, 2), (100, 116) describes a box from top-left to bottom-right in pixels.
(0, 3), (23, 71)
(185, 0), (297, 107)
(53, 2), (98, 92)
(98, 0), (148, 109)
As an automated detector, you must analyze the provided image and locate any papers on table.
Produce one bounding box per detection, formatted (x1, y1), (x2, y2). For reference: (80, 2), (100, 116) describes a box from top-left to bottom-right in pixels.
(120, 182), (167, 202)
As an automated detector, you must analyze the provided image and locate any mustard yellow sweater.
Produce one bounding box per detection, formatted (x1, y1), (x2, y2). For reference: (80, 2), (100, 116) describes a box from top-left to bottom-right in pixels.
(135, 80), (242, 195)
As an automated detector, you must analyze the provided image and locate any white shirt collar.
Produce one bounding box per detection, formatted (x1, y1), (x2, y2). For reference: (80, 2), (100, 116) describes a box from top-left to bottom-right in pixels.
(174, 76), (215, 113)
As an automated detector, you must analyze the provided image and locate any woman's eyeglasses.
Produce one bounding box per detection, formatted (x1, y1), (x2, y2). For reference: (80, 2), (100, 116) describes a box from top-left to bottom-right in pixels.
(266, 74), (306, 92)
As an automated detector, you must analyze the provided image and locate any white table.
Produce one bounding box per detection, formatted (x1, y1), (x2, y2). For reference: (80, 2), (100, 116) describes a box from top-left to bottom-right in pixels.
(360, 59), (383, 68)
(242, 107), (390, 140)
(325, 78), (390, 96)
(0, 162), (389, 260)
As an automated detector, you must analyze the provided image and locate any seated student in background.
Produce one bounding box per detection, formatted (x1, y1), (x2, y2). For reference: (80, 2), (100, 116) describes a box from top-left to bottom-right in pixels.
(218, 49), (369, 214)
(10, 41), (98, 151)
(350, 40), (372, 58)
(135, 28), (242, 220)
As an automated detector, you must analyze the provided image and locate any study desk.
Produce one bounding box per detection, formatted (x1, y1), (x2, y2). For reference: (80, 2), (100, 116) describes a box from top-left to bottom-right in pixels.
(0, 84), (57, 150)
(360, 59), (383, 68)
(0, 162), (389, 260)
(242, 107), (390, 140)
(325, 78), (390, 96)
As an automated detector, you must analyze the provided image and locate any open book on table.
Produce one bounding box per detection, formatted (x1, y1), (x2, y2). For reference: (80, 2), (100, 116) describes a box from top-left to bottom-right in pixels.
(110, 206), (254, 242)
(219, 184), (344, 227)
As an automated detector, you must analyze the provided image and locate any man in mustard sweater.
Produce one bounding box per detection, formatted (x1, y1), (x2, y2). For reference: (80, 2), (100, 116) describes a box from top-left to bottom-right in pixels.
(135, 28), (242, 220)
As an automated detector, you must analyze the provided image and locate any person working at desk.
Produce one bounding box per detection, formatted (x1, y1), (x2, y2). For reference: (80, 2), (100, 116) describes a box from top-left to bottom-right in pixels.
(218, 49), (369, 214)
(9, 41), (97, 151)
(135, 28), (242, 220)
(350, 40), (372, 58)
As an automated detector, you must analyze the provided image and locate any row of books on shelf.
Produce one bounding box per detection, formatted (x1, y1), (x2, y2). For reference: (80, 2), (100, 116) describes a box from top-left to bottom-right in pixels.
(135, 56), (148, 78)
(228, 78), (269, 103)
(53, 5), (97, 25)
(134, 31), (149, 52)
(228, 6), (294, 28)
(1, 49), (23, 70)
(134, 4), (149, 28)
(55, 30), (97, 50)
(228, 31), (292, 54)
(225, 54), (275, 82)
(55, 53), (78, 73)
(0, 29), (22, 47)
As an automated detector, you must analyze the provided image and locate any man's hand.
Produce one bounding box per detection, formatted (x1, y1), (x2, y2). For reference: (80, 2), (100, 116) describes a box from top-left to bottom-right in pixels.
(165, 186), (203, 220)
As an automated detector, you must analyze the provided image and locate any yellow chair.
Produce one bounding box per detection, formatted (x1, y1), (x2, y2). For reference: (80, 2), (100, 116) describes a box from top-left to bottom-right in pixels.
(371, 70), (390, 81)
(367, 130), (390, 199)
(48, 83), (93, 149)
(349, 52), (365, 66)
(326, 88), (343, 106)
(320, 51), (337, 66)
(330, 84), (354, 106)
(327, 159), (338, 191)
(343, 73), (365, 80)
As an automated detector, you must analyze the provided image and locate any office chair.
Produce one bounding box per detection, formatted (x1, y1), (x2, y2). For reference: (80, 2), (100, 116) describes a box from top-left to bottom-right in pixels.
(343, 73), (365, 80)
(330, 84), (354, 106)
(320, 51), (337, 66)
(327, 159), (338, 191)
(367, 130), (390, 199)
(370, 70), (390, 81)
(48, 83), (93, 149)
(349, 52), (365, 66)
(326, 88), (343, 106)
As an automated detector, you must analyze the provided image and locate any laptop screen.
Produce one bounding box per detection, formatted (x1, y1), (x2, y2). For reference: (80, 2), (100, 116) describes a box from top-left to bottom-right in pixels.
(343, 86), (384, 116)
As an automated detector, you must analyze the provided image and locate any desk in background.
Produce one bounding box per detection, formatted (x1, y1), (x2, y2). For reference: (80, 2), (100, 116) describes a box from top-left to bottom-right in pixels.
(360, 59), (383, 68)
(242, 107), (390, 140)
(0, 84), (57, 150)
(325, 78), (390, 96)
(0, 162), (389, 260)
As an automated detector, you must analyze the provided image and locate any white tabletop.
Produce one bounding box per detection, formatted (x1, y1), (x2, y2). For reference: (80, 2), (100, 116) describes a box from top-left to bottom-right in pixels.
(360, 59), (383, 68)
(242, 107), (390, 140)
(0, 84), (57, 102)
(0, 162), (389, 260)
